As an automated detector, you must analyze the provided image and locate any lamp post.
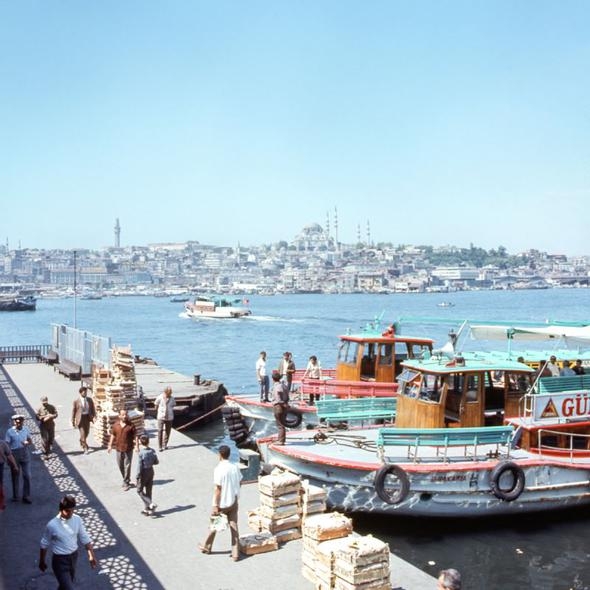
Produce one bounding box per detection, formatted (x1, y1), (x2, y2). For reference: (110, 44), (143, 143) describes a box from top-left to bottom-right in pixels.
(73, 250), (77, 329)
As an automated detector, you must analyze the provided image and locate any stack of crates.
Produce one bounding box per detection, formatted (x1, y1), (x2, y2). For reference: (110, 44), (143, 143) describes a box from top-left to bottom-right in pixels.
(301, 479), (327, 520)
(91, 346), (144, 446)
(301, 512), (353, 588)
(332, 535), (391, 590)
(248, 471), (303, 543)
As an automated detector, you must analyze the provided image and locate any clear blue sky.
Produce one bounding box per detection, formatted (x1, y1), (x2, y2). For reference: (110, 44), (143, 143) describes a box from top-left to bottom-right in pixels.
(1, 1), (588, 254)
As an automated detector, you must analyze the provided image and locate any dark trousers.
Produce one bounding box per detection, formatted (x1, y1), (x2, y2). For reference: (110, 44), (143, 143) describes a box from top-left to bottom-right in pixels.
(40, 422), (55, 454)
(259, 376), (270, 402)
(273, 404), (287, 444)
(78, 415), (91, 450)
(52, 550), (78, 590)
(137, 467), (154, 508)
(10, 457), (31, 500)
(116, 449), (133, 485)
(202, 500), (239, 559)
(157, 419), (172, 450)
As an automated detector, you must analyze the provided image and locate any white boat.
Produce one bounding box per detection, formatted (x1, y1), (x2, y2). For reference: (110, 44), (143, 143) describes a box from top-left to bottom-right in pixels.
(257, 354), (590, 517)
(184, 296), (252, 319)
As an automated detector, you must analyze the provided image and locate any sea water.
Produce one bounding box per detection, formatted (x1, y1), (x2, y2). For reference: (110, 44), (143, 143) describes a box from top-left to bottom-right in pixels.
(1, 289), (590, 588)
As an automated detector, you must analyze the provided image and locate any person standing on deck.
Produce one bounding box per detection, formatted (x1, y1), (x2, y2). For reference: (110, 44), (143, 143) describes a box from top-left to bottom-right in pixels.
(560, 360), (576, 376)
(71, 387), (96, 454)
(271, 372), (290, 445)
(547, 355), (560, 377)
(107, 409), (138, 491)
(154, 386), (175, 451)
(5, 414), (33, 504)
(36, 396), (58, 457)
(39, 495), (98, 588)
(302, 355), (322, 405)
(573, 359), (586, 375)
(256, 351), (270, 402)
(199, 445), (242, 561)
(278, 351), (296, 392)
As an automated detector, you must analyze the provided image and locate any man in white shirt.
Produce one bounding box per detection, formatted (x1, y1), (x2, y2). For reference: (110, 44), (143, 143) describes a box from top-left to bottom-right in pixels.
(199, 445), (242, 561)
(547, 355), (560, 377)
(154, 386), (176, 451)
(39, 495), (98, 588)
(256, 351), (269, 402)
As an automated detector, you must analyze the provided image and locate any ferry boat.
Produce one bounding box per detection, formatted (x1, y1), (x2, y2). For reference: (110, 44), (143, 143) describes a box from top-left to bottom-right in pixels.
(257, 353), (590, 517)
(224, 323), (434, 443)
(0, 285), (37, 311)
(184, 296), (251, 319)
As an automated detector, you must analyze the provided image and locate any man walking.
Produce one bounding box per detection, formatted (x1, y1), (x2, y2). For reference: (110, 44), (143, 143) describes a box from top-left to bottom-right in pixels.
(4, 414), (33, 503)
(36, 396), (58, 457)
(199, 445), (242, 561)
(256, 351), (270, 402)
(39, 495), (98, 588)
(154, 386), (175, 451)
(71, 387), (96, 454)
(108, 409), (138, 491)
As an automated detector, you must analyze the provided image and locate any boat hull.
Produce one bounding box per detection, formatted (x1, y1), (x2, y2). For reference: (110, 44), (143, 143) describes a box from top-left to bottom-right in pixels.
(257, 430), (590, 517)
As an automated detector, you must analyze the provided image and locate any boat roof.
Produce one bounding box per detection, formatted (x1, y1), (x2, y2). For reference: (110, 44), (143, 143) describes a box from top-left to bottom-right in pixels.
(339, 334), (434, 345)
(401, 354), (535, 375)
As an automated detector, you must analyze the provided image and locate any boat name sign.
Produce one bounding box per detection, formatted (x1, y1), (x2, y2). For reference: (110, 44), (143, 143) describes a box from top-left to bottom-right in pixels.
(532, 391), (590, 421)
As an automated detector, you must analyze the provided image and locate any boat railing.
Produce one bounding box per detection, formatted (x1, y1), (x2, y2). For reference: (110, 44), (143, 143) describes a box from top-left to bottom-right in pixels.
(535, 428), (590, 463)
(292, 368), (336, 383)
(298, 378), (397, 399)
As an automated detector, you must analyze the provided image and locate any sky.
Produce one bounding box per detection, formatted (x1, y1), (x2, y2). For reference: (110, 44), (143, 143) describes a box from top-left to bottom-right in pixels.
(1, 1), (589, 255)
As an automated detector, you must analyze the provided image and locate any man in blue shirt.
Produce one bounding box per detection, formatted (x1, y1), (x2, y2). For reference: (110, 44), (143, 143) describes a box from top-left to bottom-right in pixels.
(39, 495), (98, 589)
(4, 414), (33, 503)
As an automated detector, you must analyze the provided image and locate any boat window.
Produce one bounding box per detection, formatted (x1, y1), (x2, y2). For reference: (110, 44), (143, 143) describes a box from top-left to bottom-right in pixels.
(407, 343), (432, 359)
(397, 369), (421, 397)
(465, 374), (479, 401)
(507, 372), (530, 393)
(378, 344), (393, 366)
(338, 341), (354, 365)
(420, 374), (442, 402)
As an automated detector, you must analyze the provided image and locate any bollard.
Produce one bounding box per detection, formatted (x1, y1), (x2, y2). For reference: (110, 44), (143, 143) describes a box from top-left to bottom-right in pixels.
(238, 448), (260, 482)
(194, 374), (201, 385)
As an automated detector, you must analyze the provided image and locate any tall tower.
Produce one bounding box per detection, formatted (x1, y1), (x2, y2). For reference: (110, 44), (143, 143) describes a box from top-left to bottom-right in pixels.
(114, 218), (121, 248)
(334, 206), (339, 250)
(325, 211), (330, 237)
(366, 220), (371, 246)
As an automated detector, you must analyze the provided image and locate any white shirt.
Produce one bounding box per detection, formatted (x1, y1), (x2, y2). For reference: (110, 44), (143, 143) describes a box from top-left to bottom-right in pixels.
(155, 394), (176, 421)
(256, 357), (267, 378)
(305, 360), (321, 379)
(213, 459), (242, 509)
(548, 362), (560, 377)
(40, 513), (92, 555)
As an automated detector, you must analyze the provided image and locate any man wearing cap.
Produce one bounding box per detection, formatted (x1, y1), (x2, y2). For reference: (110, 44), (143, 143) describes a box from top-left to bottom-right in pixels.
(39, 495), (98, 587)
(71, 387), (96, 454)
(36, 396), (58, 457)
(4, 414), (33, 503)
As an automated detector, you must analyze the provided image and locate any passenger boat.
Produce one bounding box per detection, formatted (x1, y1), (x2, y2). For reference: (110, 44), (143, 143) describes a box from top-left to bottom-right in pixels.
(257, 353), (590, 517)
(184, 296), (251, 319)
(0, 293), (37, 311)
(224, 323), (433, 443)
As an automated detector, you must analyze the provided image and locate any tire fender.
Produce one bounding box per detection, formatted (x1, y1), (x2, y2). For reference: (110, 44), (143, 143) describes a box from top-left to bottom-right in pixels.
(489, 461), (525, 502)
(374, 464), (410, 505)
(281, 408), (303, 428)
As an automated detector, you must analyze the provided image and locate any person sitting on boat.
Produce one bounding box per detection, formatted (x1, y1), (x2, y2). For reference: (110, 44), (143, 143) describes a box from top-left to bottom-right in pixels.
(559, 359), (576, 377)
(537, 360), (553, 379)
(572, 359), (586, 375)
(547, 355), (560, 377)
(302, 355), (322, 405)
(271, 372), (289, 445)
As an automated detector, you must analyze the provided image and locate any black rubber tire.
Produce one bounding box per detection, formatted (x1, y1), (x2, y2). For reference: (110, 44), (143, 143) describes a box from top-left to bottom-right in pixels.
(228, 424), (247, 436)
(280, 408), (303, 428)
(374, 464), (410, 505)
(230, 430), (248, 443)
(489, 461), (525, 502)
(222, 406), (242, 417)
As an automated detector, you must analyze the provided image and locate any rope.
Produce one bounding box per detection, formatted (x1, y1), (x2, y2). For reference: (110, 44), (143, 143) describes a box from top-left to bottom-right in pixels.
(176, 402), (226, 431)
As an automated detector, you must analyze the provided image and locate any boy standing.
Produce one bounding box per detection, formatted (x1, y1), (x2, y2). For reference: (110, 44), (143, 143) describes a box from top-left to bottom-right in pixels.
(136, 434), (159, 515)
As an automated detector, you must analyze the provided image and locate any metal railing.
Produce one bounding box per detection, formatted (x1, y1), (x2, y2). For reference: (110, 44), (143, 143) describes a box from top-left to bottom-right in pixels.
(0, 344), (51, 363)
(536, 428), (590, 463)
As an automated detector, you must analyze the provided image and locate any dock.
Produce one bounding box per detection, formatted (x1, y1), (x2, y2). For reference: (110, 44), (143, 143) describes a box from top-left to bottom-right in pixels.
(0, 362), (437, 590)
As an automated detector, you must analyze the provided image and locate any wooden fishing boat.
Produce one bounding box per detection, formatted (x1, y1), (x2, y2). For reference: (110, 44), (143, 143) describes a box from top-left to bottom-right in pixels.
(257, 354), (590, 517)
(224, 324), (433, 444)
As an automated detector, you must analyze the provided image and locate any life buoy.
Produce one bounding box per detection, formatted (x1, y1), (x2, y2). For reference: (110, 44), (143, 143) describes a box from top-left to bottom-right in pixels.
(281, 407), (303, 428)
(489, 461), (525, 502)
(374, 464), (410, 505)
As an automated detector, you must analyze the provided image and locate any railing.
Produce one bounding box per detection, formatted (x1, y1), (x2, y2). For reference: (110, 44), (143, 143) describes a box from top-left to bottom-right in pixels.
(535, 428), (590, 463)
(0, 344), (51, 363)
(299, 378), (397, 398)
(292, 368), (336, 383)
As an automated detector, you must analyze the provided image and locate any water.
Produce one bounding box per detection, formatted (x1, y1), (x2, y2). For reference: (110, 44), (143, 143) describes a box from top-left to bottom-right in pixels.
(2, 289), (590, 588)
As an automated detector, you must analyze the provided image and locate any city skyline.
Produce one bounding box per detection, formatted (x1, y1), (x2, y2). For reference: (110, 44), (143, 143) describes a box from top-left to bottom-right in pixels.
(1, 2), (589, 255)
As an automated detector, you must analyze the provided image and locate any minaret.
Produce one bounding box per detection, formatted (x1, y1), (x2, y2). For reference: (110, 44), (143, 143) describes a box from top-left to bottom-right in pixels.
(114, 218), (121, 248)
(326, 211), (330, 237)
(366, 220), (371, 246)
(357, 224), (361, 244)
(334, 206), (339, 250)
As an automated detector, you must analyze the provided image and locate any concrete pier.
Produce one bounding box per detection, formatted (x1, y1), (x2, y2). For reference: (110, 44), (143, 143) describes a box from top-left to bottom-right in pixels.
(0, 363), (436, 590)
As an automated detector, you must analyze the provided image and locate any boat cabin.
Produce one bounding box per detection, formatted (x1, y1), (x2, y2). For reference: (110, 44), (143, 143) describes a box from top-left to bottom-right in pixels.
(395, 356), (535, 429)
(336, 332), (434, 383)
